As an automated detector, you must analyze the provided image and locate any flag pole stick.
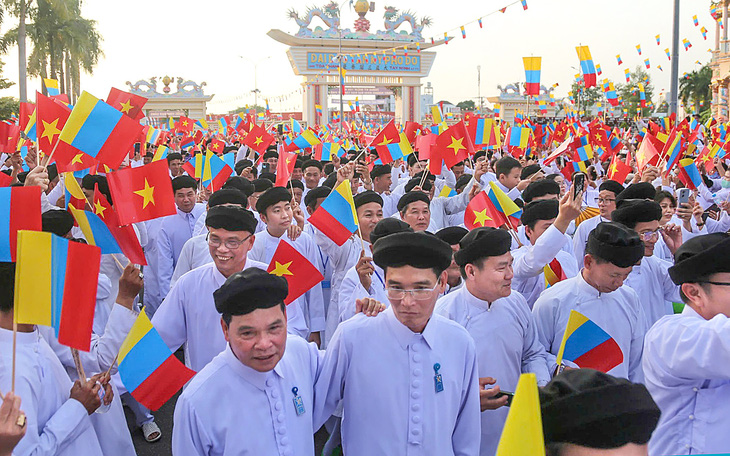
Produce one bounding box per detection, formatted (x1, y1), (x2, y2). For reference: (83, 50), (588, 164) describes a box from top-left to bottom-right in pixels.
(356, 220), (366, 254)
(11, 312), (17, 393)
(104, 354), (118, 378)
(40, 137), (61, 171)
(71, 348), (86, 382)
(418, 160), (430, 189)
(504, 216), (523, 248)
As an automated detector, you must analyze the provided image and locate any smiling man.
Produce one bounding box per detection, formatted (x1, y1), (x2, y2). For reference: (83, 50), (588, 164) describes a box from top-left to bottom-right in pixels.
(436, 227), (552, 456)
(314, 231), (481, 455)
(151, 205), (270, 372)
(533, 222), (646, 382)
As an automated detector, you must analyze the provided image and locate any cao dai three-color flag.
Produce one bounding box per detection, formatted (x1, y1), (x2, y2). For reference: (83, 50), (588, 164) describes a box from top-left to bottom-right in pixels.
(575, 46), (597, 88)
(523, 57), (541, 96)
(308, 180), (359, 246)
(14, 230), (101, 351)
(58, 91), (143, 170)
(118, 310), (195, 410)
(0, 186), (42, 261)
(107, 159), (176, 225)
(267, 240), (324, 304)
(92, 187), (147, 265)
(555, 310), (623, 373)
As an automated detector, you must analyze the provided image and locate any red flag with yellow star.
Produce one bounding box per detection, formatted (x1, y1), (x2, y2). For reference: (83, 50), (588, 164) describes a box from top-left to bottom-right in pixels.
(207, 138), (226, 154)
(106, 88), (147, 120)
(606, 154), (631, 184)
(368, 119), (401, 164)
(92, 186), (146, 265)
(275, 150), (297, 187)
(267, 240), (324, 305)
(464, 190), (504, 230)
(242, 123), (274, 154)
(635, 133), (660, 172)
(37, 92), (96, 172)
(433, 120), (475, 169)
(107, 160), (176, 225)
(176, 116), (194, 134)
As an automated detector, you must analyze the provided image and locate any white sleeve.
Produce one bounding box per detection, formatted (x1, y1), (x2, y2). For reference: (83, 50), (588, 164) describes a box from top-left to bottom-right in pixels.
(513, 225), (567, 279)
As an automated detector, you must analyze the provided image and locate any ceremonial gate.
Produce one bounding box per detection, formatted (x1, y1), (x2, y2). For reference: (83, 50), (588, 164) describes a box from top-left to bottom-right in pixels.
(125, 76), (214, 125)
(268, 1), (445, 126)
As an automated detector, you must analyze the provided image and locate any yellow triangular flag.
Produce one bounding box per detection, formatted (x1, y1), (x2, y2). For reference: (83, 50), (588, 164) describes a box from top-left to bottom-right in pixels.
(496, 373), (545, 456)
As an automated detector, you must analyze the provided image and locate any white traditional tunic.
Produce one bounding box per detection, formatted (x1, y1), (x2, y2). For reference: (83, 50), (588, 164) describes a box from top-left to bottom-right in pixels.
(624, 255), (680, 330)
(571, 215), (609, 264)
(511, 224), (575, 255)
(644, 306), (730, 456)
(171, 233), (213, 286)
(143, 218), (164, 314)
(512, 225), (579, 308)
(248, 229), (326, 334)
(338, 261), (388, 323)
(157, 204), (206, 299)
(532, 273), (646, 382)
(435, 287), (551, 456)
(173, 336), (326, 456)
(313, 308), (481, 456)
(0, 329), (103, 455)
(39, 304), (138, 456)
(152, 260), (307, 372)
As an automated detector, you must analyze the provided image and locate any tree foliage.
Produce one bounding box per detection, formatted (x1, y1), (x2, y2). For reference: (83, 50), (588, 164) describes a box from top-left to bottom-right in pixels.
(0, 96), (19, 120)
(616, 66), (654, 118)
(456, 100), (476, 111)
(569, 80), (602, 112)
(679, 65), (711, 114)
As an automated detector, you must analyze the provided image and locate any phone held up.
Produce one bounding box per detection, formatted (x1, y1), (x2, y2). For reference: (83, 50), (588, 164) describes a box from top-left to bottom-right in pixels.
(572, 172), (586, 200)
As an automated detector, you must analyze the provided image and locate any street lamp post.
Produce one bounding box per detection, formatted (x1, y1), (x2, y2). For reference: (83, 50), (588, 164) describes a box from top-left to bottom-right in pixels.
(239, 55), (271, 110)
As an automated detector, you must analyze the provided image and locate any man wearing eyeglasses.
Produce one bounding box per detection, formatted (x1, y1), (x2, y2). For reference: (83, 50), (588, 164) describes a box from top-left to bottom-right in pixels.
(152, 205), (271, 372)
(572, 180), (624, 264)
(643, 233), (730, 456)
(612, 199), (682, 329)
(314, 232), (481, 455)
(435, 226), (552, 456)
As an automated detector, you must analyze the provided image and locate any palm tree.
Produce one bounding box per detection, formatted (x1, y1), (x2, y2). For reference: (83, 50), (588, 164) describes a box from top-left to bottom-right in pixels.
(0, 0), (102, 102)
(679, 66), (712, 114)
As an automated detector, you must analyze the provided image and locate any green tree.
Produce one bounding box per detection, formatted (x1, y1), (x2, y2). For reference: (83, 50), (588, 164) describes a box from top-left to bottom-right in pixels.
(456, 100), (476, 111)
(0, 96), (19, 120)
(616, 66), (654, 118)
(679, 65), (711, 114)
(232, 105), (264, 114)
(0, 0), (103, 102)
(570, 80), (602, 114)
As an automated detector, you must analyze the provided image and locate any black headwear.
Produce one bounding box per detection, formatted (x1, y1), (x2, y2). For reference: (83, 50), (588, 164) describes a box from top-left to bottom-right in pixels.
(42, 210), (74, 237)
(397, 191), (430, 212)
(256, 187), (293, 214)
(435, 226), (468, 246)
(520, 163), (542, 180)
(208, 188), (247, 208)
(172, 175), (198, 192)
(369, 218), (412, 244)
(540, 369), (660, 449)
(252, 178), (273, 193)
(455, 174), (473, 191)
(611, 199), (662, 229)
(304, 186), (332, 209)
(585, 222), (644, 267)
(205, 206), (257, 233)
(598, 180), (624, 196)
(522, 179), (560, 203)
(370, 164), (392, 179)
(353, 190), (383, 209)
(521, 200), (559, 227)
(214, 267), (288, 316)
(373, 231), (452, 273)
(616, 182), (656, 204)
(454, 227), (512, 266)
(668, 233), (730, 284)
(405, 177), (432, 193)
(222, 176), (254, 197)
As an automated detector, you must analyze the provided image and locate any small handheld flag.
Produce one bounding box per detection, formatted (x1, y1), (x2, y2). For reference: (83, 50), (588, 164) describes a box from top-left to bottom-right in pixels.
(118, 310), (196, 410)
(267, 240), (324, 304)
(308, 180), (359, 246)
(495, 373), (545, 456)
(0, 186), (42, 261)
(555, 310), (624, 373)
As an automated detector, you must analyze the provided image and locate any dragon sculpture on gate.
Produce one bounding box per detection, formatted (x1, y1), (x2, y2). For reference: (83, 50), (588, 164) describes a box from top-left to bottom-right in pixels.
(287, 2), (341, 37)
(381, 6), (431, 40)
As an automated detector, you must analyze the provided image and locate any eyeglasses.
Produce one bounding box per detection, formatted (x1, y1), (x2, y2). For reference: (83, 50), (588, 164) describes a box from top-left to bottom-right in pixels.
(206, 233), (252, 250)
(697, 281), (730, 287)
(386, 283), (440, 301)
(638, 229), (660, 241)
(594, 197), (616, 205)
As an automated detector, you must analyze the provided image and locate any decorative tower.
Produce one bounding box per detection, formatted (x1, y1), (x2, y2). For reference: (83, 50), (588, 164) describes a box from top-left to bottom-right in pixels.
(354, 0), (370, 32)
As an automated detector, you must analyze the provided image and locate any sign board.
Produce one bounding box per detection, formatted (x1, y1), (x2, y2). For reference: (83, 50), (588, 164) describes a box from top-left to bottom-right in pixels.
(307, 52), (421, 72)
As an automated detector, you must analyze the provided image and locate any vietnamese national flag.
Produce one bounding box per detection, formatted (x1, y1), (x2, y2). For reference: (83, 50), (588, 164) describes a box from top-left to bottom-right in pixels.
(243, 123), (275, 154)
(41, 90), (98, 172)
(176, 116), (194, 134)
(92, 187), (147, 265)
(107, 160), (176, 225)
(106, 88), (147, 121)
(208, 138), (225, 154)
(404, 121), (423, 144)
(606, 154), (631, 184)
(3, 125), (20, 154)
(636, 133), (660, 172)
(267, 240), (324, 305)
(433, 120), (474, 169)
(463, 190), (502, 230)
(275, 150), (297, 187)
(19, 102), (35, 133)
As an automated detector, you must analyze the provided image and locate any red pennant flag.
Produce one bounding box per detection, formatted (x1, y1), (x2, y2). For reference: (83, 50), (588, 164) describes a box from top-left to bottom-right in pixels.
(267, 240), (324, 305)
(107, 160), (176, 225)
(92, 187), (147, 265)
(106, 88), (147, 120)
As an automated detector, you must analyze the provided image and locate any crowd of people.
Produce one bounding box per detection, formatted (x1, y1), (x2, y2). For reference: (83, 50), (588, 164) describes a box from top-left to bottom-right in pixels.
(0, 112), (729, 456)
